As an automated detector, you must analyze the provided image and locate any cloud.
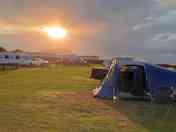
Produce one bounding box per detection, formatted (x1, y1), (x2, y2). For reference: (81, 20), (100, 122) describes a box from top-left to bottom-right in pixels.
(152, 33), (176, 41)
(133, 23), (150, 31)
(2, 0), (176, 63)
(128, 0), (176, 63)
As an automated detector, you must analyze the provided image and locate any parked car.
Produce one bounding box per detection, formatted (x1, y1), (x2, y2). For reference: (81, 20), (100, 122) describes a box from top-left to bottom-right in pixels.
(32, 58), (48, 66)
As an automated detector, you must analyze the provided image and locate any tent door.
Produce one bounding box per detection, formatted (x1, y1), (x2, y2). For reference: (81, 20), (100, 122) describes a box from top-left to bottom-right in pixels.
(119, 66), (145, 96)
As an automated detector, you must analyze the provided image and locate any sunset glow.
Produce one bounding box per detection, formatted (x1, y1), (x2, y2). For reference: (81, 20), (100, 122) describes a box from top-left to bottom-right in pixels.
(43, 26), (67, 39)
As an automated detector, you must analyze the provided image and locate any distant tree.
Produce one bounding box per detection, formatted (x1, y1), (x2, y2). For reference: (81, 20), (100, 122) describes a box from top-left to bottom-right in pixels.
(12, 49), (23, 53)
(0, 46), (7, 52)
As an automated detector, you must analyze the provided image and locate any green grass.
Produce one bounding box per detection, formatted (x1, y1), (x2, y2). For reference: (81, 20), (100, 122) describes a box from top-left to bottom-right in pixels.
(0, 65), (176, 132)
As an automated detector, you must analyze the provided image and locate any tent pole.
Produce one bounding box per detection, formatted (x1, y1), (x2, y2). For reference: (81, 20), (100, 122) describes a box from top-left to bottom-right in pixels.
(113, 87), (118, 101)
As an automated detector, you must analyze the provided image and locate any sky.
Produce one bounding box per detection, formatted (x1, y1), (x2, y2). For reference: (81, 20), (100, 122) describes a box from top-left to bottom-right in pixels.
(0, 0), (176, 63)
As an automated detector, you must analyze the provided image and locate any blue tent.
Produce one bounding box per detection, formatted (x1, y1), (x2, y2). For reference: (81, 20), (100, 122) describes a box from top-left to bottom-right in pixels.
(93, 62), (120, 99)
(93, 59), (176, 102)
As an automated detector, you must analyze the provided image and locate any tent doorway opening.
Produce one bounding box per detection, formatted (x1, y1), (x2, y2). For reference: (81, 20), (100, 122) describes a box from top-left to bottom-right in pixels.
(119, 65), (146, 97)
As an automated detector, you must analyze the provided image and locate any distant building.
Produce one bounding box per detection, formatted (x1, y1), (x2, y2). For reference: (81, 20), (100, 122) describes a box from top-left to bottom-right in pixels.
(80, 56), (102, 64)
(31, 52), (58, 58)
(31, 52), (83, 64)
(31, 52), (58, 64)
(116, 57), (135, 65)
(80, 56), (100, 61)
(103, 57), (138, 67)
(0, 52), (32, 65)
(61, 54), (82, 64)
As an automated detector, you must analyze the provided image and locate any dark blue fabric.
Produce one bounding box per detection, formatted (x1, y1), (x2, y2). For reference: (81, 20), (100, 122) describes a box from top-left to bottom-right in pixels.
(95, 61), (176, 99)
(95, 63), (120, 99)
(144, 64), (176, 97)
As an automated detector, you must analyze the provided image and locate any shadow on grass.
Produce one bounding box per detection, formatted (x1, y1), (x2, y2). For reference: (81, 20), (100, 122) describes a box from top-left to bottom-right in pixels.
(101, 96), (176, 132)
(0, 65), (18, 73)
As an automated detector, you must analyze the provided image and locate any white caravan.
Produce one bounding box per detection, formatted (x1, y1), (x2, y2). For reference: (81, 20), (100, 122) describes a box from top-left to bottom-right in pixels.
(0, 52), (32, 65)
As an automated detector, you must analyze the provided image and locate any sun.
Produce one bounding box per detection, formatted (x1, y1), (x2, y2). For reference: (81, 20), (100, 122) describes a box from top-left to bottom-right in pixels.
(43, 26), (67, 39)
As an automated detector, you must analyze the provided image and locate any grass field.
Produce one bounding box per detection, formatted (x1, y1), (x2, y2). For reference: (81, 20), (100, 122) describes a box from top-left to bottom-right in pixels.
(0, 65), (176, 132)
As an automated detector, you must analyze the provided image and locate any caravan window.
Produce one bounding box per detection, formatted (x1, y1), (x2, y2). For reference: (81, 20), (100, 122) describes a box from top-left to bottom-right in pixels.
(5, 55), (9, 59)
(16, 56), (20, 59)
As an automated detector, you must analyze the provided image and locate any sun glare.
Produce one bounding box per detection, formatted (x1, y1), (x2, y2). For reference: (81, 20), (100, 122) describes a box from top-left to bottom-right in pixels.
(43, 26), (67, 39)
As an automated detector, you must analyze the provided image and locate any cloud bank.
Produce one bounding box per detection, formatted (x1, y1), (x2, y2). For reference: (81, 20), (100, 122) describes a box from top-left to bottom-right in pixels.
(0, 0), (176, 63)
